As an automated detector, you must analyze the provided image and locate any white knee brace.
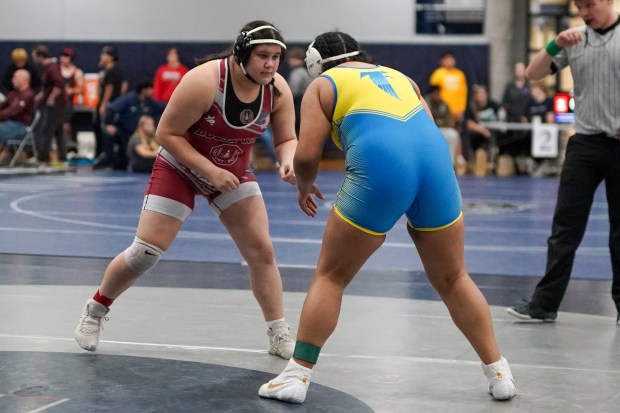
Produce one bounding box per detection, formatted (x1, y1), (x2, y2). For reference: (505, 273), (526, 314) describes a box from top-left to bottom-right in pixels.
(123, 237), (163, 274)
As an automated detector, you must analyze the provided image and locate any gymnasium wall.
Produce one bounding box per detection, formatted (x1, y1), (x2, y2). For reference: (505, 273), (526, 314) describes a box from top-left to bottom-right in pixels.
(0, 0), (515, 96)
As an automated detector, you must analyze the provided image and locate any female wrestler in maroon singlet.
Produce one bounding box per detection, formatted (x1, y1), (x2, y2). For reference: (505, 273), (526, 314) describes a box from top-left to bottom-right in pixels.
(75, 21), (306, 360)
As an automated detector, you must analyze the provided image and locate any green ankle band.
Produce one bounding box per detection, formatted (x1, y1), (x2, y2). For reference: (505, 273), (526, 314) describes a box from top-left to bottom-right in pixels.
(293, 341), (321, 364)
(545, 39), (563, 57)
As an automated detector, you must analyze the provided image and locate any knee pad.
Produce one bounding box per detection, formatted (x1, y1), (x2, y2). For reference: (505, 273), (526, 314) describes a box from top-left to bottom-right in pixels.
(123, 237), (163, 274)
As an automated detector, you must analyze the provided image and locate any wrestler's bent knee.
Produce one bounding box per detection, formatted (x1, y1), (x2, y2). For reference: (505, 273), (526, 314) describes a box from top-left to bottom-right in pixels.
(123, 237), (163, 274)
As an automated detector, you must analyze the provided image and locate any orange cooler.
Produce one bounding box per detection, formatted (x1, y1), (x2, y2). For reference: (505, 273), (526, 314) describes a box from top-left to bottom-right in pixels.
(82, 73), (99, 108)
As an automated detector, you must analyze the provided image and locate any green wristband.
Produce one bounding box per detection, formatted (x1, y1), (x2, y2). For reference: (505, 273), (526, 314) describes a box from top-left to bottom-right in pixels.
(545, 39), (563, 57)
(293, 341), (321, 364)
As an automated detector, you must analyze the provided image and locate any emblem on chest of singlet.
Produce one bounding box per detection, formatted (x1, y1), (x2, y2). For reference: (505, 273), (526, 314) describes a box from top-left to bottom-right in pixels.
(240, 109), (255, 125)
(210, 144), (243, 166)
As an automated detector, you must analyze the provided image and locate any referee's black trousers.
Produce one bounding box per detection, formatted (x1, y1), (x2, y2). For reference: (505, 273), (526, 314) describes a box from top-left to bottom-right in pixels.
(530, 133), (620, 313)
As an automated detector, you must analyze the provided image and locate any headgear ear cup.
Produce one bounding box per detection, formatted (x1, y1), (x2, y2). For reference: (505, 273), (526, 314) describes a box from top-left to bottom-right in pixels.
(305, 42), (324, 78)
(233, 31), (253, 64)
(305, 41), (361, 78)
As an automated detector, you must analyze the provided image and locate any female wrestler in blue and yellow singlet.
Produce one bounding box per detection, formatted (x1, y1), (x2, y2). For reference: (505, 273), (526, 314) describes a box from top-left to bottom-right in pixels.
(322, 64), (462, 235)
(260, 31), (517, 405)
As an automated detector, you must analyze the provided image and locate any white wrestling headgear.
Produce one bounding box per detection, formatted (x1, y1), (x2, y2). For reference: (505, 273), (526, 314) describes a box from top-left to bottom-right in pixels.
(305, 41), (360, 78)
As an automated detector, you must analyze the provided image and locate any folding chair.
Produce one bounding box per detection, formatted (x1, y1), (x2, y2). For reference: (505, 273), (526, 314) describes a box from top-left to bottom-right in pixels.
(7, 110), (41, 168)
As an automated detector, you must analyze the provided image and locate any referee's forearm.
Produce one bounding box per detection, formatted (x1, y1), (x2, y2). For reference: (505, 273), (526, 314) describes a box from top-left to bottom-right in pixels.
(526, 50), (554, 81)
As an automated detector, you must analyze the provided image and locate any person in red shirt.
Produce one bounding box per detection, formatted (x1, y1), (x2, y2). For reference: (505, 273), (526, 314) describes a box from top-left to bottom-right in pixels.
(152, 48), (188, 102)
(0, 69), (35, 160)
(32, 45), (70, 164)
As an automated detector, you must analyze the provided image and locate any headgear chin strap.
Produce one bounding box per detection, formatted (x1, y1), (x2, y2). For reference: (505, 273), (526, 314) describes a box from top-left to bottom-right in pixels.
(305, 41), (360, 78)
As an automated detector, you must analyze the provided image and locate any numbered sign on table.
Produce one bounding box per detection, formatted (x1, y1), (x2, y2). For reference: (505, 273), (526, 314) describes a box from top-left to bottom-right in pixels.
(531, 117), (559, 158)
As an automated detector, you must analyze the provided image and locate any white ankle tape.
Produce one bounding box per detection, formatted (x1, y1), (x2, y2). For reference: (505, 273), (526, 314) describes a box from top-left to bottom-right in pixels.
(267, 318), (286, 328)
(486, 357), (507, 367)
(123, 237), (163, 273)
(288, 359), (313, 375)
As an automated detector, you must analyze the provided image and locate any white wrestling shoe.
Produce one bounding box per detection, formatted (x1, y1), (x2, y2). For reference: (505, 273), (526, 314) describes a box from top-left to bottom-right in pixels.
(75, 299), (109, 351)
(259, 359), (312, 404)
(482, 357), (518, 400)
(267, 323), (295, 360)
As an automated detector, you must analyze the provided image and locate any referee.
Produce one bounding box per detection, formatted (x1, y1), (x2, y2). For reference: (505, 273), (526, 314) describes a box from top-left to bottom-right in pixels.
(507, 0), (620, 323)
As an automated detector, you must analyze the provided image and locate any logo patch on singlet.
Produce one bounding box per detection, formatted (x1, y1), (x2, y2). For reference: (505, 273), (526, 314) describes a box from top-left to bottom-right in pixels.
(361, 71), (401, 100)
(210, 144), (243, 166)
(240, 109), (255, 125)
(204, 115), (216, 126)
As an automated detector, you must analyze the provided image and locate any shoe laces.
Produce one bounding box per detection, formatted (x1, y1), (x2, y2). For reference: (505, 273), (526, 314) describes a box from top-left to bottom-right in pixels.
(270, 329), (293, 345)
(78, 313), (108, 335)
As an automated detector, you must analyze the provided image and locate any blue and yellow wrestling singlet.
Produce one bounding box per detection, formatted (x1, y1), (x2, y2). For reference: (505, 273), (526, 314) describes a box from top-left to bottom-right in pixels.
(321, 65), (462, 235)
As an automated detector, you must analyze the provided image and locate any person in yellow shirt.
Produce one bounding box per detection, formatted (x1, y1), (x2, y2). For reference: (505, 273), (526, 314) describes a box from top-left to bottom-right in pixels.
(429, 50), (468, 128)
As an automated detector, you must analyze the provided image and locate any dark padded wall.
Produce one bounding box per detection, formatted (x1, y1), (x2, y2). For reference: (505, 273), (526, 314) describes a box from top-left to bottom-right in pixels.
(0, 41), (488, 95)
(0, 41), (229, 92)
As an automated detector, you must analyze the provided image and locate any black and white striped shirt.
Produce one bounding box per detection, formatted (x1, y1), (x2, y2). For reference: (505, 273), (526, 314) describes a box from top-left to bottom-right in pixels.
(554, 19), (620, 139)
